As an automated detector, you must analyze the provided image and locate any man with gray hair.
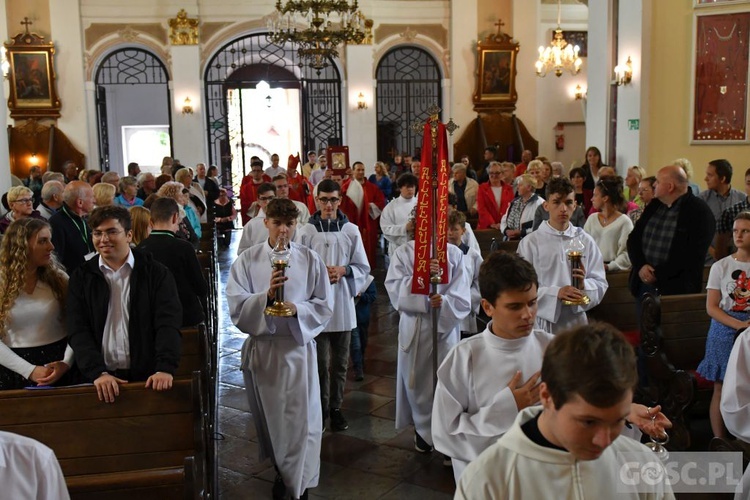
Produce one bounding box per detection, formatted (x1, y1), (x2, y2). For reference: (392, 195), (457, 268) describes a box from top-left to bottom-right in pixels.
(37, 180), (65, 219)
(449, 162), (478, 215)
(49, 181), (95, 272)
(42, 171), (65, 185)
(136, 172), (156, 200)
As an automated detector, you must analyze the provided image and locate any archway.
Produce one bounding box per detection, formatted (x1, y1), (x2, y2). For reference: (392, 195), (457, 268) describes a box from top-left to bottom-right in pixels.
(375, 46), (442, 162)
(204, 32), (342, 192)
(94, 48), (172, 174)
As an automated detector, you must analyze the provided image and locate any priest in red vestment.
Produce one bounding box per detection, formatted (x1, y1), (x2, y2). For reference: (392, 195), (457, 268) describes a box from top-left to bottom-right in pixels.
(286, 154), (316, 214)
(346, 162), (386, 269)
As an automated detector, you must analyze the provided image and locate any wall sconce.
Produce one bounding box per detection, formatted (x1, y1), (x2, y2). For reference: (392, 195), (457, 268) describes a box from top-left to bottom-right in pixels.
(182, 97), (193, 115)
(574, 85), (586, 100)
(357, 92), (367, 110)
(29, 153), (38, 166)
(613, 56), (633, 86)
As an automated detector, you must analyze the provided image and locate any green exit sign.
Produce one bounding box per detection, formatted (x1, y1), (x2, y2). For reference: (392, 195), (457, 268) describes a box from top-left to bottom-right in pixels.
(628, 119), (640, 130)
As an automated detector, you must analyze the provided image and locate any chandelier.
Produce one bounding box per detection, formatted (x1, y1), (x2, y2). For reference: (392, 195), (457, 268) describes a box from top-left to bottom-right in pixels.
(268, 0), (366, 72)
(535, 0), (582, 77)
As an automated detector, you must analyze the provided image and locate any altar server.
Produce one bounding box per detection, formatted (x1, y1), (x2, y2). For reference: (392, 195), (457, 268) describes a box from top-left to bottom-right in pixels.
(297, 179), (370, 432)
(432, 252), (550, 481)
(226, 198), (333, 500)
(518, 177), (607, 334)
(380, 173), (418, 258)
(385, 208), (471, 453)
(721, 327), (750, 499)
(446, 209), (483, 335)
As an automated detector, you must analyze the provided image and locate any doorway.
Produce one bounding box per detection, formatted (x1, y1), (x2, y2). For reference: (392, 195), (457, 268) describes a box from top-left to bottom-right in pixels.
(204, 33), (342, 194)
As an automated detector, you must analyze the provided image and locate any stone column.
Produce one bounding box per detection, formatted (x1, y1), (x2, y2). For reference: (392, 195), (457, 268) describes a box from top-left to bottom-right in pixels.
(450, 0), (478, 135)
(170, 44), (207, 166)
(345, 44), (377, 174)
(585, 0), (614, 158)
(0, 0), (10, 197)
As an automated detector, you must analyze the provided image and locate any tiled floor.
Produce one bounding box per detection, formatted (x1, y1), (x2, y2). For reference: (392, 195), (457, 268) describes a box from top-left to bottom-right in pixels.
(215, 232), (454, 499)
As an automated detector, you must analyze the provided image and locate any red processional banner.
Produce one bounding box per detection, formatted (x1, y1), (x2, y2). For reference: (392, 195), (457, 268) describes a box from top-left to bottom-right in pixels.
(412, 121), (449, 295)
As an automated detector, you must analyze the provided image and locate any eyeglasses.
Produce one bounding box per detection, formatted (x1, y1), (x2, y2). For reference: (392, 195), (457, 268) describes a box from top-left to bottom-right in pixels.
(317, 197), (340, 205)
(13, 198), (33, 204)
(92, 229), (124, 240)
(258, 195), (275, 201)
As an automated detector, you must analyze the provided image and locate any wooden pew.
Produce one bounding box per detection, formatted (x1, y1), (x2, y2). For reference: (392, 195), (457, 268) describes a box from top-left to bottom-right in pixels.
(588, 271), (638, 333)
(0, 374), (203, 499)
(639, 292), (711, 450)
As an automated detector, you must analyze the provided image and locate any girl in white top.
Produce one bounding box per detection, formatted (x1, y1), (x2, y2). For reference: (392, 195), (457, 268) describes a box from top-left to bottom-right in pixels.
(583, 176), (633, 272)
(0, 218), (74, 390)
(699, 212), (750, 439)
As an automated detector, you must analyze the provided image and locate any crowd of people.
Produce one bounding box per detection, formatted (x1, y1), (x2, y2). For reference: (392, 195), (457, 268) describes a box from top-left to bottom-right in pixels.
(3, 145), (750, 498)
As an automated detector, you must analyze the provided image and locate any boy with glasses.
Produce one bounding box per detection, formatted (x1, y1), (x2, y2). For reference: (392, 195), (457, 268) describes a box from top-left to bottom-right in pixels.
(297, 179), (370, 432)
(67, 205), (182, 403)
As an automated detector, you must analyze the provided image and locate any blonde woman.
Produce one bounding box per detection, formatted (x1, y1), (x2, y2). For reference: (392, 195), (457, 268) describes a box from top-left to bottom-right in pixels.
(157, 181), (200, 249)
(673, 158), (701, 196)
(93, 182), (116, 208)
(0, 186), (44, 235)
(0, 218), (75, 389)
(624, 166), (646, 208)
(369, 161), (393, 199)
(526, 160), (547, 198)
(129, 206), (151, 246)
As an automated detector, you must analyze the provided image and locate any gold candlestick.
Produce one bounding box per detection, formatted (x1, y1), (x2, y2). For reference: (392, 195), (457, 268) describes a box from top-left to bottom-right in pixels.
(563, 237), (590, 306)
(264, 237), (295, 317)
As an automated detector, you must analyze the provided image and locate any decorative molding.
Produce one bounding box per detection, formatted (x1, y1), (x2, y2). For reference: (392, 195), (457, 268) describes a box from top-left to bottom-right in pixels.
(374, 24), (448, 48)
(84, 36), (171, 81)
(84, 23), (168, 52)
(201, 22), (233, 44)
(168, 9), (199, 45)
(199, 19), (270, 69)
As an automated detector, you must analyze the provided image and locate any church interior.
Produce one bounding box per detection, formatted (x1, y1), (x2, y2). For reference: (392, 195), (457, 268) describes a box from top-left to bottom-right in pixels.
(0, 0), (749, 498)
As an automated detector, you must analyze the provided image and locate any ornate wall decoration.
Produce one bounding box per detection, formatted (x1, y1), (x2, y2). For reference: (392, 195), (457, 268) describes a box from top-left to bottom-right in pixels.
(473, 20), (519, 112)
(169, 9), (199, 46)
(692, 12), (750, 142)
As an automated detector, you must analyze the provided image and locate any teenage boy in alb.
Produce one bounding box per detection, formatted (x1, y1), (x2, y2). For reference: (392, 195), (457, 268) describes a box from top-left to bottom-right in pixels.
(226, 198), (333, 500)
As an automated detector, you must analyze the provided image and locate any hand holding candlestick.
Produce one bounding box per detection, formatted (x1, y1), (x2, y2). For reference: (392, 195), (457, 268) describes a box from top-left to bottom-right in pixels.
(265, 235), (295, 317)
(563, 235), (590, 306)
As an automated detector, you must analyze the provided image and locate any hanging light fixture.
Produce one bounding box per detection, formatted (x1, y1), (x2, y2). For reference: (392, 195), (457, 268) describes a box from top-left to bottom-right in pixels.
(268, 0), (366, 72)
(535, 0), (582, 78)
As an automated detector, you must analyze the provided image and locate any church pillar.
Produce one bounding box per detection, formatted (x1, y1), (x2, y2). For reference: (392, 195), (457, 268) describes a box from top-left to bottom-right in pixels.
(450, 0), (478, 136)
(585, 0), (614, 158)
(345, 44), (377, 174)
(0, 0), (10, 195)
(170, 45), (206, 166)
(513, 0), (539, 139)
(615, 0), (649, 171)
(49, 0), (93, 166)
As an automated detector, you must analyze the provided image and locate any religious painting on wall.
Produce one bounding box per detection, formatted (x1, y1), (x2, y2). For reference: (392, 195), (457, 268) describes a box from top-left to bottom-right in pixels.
(5, 28), (61, 119)
(692, 12), (750, 142)
(473, 20), (520, 112)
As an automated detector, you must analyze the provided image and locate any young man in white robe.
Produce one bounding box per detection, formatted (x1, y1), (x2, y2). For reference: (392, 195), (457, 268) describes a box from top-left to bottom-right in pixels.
(380, 173), (418, 258)
(297, 179), (370, 432)
(456, 323), (675, 500)
(518, 177), (608, 334)
(446, 209), (483, 335)
(721, 328), (750, 499)
(236, 183), (276, 255)
(432, 251), (551, 482)
(226, 198), (333, 500)
(385, 207), (471, 453)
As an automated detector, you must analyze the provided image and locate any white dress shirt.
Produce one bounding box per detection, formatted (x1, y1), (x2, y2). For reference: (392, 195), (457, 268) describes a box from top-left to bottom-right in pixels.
(0, 431), (70, 500)
(99, 251), (135, 371)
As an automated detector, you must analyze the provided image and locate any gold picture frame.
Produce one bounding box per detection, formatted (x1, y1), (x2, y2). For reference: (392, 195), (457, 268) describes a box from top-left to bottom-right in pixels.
(5, 30), (61, 119)
(473, 21), (519, 112)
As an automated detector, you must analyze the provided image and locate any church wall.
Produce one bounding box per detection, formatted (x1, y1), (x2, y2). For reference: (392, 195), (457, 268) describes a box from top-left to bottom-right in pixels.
(647, 0), (750, 188)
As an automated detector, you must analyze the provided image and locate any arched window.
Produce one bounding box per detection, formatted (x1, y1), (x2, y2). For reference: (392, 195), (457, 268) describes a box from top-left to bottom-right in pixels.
(204, 33), (342, 189)
(376, 46), (442, 162)
(94, 48), (172, 173)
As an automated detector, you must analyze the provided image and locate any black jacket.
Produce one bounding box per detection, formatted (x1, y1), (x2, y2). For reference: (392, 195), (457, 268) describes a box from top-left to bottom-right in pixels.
(627, 190), (715, 296)
(195, 176), (219, 206)
(49, 204), (94, 273)
(137, 230), (207, 327)
(67, 249), (183, 382)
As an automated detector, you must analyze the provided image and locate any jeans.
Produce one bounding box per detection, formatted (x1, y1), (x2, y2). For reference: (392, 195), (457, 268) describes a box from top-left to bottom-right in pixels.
(350, 322), (370, 371)
(316, 331), (351, 410)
